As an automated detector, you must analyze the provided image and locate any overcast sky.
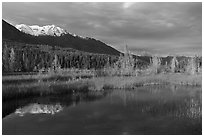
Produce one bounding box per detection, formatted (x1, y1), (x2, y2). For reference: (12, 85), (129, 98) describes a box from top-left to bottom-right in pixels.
(2, 2), (202, 56)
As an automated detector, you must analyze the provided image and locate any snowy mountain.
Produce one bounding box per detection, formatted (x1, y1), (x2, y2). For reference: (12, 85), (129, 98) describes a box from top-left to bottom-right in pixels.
(15, 24), (68, 36)
(3, 20), (121, 55)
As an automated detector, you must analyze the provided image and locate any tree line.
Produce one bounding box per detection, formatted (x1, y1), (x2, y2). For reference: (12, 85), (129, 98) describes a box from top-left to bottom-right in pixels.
(2, 41), (202, 76)
(2, 41), (118, 73)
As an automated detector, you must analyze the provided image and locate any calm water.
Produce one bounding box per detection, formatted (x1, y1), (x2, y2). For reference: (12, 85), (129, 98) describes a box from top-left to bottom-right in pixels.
(2, 85), (202, 135)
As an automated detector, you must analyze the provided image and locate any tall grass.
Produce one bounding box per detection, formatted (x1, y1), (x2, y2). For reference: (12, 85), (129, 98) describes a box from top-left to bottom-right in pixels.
(3, 73), (201, 101)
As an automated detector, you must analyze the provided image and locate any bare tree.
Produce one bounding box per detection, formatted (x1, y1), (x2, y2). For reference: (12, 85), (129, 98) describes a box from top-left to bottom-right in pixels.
(150, 55), (161, 74)
(52, 54), (61, 71)
(9, 47), (15, 72)
(186, 56), (197, 75)
(2, 43), (9, 72)
(170, 56), (178, 73)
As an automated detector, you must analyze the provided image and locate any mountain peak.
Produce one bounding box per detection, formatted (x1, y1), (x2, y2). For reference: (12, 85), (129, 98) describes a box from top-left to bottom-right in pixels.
(15, 24), (67, 36)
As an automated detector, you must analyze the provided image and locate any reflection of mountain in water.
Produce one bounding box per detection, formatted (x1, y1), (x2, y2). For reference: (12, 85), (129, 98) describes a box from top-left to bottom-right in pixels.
(3, 90), (108, 118)
(3, 85), (201, 121)
(15, 103), (63, 116)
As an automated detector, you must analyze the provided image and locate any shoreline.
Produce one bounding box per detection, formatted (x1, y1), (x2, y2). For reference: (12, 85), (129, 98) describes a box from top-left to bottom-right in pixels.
(2, 73), (202, 101)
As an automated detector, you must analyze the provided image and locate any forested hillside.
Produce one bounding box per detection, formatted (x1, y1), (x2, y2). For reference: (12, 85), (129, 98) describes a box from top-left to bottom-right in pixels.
(3, 20), (121, 56)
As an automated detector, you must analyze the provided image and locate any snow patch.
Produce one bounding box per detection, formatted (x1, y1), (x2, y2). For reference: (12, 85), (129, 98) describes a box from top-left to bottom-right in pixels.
(15, 24), (67, 36)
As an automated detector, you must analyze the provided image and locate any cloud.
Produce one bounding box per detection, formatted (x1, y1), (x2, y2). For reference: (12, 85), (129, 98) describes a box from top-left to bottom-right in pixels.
(123, 2), (135, 9)
(2, 2), (202, 56)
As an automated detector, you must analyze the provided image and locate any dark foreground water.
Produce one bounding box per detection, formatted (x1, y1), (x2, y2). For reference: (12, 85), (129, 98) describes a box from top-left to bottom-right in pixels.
(2, 85), (202, 135)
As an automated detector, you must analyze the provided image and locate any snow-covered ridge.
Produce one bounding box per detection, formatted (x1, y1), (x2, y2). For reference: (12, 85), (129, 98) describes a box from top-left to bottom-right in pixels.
(15, 23), (113, 48)
(15, 24), (68, 36)
(15, 23), (97, 40)
(15, 23), (94, 39)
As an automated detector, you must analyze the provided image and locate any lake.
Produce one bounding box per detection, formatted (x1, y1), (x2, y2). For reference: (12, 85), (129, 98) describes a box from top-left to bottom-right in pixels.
(2, 85), (202, 135)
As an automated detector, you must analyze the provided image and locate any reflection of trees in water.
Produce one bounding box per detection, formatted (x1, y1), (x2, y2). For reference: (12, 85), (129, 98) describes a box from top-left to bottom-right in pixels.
(176, 98), (201, 119)
(3, 90), (108, 118)
(111, 86), (201, 120)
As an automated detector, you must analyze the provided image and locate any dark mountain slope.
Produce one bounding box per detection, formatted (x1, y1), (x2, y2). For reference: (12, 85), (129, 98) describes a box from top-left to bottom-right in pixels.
(2, 20), (120, 56)
(2, 20), (34, 43)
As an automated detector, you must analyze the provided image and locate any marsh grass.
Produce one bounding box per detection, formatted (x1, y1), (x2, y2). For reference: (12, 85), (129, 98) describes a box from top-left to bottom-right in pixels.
(3, 72), (201, 101)
(89, 73), (201, 90)
(2, 68), (95, 85)
(2, 79), (91, 101)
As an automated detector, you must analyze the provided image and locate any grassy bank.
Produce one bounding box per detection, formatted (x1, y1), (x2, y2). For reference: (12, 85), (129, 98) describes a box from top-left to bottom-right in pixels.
(2, 73), (201, 101)
(90, 73), (202, 90)
(2, 68), (95, 84)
